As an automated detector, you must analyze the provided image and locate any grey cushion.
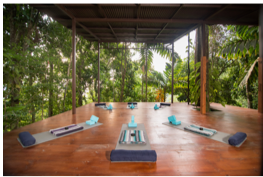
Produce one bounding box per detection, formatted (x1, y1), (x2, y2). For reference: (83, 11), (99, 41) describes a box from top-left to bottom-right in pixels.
(110, 150), (157, 162)
(18, 131), (36, 147)
(228, 132), (247, 146)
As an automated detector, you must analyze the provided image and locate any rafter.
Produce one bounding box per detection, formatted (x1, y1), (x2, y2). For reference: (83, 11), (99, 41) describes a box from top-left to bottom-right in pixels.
(155, 4), (183, 40)
(55, 4), (100, 40)
(135, 4), (141, 40)
(204, 4), (231, 20)
(97, 4), (118, 40)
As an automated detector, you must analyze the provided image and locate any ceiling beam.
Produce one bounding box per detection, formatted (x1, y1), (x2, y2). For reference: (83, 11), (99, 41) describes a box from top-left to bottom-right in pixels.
(135, 4), (141, 40)
(97, 4), (118, 40)
(235, 10), (258, 21)
(172, 24), (200, 43)
(204, 4), (231, 20)
(155, 4), (184, 40)
(76, 17), (203, 23)
(86, 27), (188, 31)
(55, 4), (100, 40)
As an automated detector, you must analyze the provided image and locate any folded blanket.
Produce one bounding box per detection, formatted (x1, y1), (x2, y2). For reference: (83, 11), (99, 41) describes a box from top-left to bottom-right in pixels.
(119, 130), (146, 144)
(110, 150), (157, 162)
(190, 124), (217, 134)
(228, 132), (247, 146)
(184, 126), (215, 137)
(50, 125), (84, 137)
(18, 131), (36, 147)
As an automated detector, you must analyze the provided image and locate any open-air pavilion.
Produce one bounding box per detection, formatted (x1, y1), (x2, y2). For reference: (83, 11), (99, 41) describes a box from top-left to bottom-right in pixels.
(3, 4), (263, 175)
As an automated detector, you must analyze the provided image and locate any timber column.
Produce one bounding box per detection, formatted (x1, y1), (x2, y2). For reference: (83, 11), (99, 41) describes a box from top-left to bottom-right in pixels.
(171, 42), (174, 103)
(146, 43), (148, 102)
(259, 5), (263, 113)
(200, 23), (207, 114)
(72, 18), (76, 114)
(98, 42), (100, 103)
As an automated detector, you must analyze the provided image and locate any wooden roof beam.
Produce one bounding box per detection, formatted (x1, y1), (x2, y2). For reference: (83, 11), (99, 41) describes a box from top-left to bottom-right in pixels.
(172, 24), (200, 43)
(155, 4), (183, 40)
(204, 4), (231, 20)
(97, 4), (118, 40)
(235, 10), (258, 21)
(135, 4), (141, 40)
(55, 4), (100, 40)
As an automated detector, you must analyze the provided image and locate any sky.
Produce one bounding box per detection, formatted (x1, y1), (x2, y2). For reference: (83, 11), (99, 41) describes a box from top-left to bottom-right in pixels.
(132, 30), (196, 73)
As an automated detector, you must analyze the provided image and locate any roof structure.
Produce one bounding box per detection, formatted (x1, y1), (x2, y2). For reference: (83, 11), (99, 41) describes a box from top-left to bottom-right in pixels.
(31, 4), (260, 44)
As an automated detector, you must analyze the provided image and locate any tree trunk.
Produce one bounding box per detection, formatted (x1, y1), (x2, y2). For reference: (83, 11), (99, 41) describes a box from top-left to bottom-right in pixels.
(194, 26), (202, 106)
(63, 53), (72, 112)
(29, 74), (36, 123)
(120, 46), (126, 102)
(48, 61), (53, 117)
(246, 79), (253, 108)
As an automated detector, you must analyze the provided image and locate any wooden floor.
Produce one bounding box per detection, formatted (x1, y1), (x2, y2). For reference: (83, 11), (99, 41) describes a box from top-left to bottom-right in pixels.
(3, 102), (263, 175)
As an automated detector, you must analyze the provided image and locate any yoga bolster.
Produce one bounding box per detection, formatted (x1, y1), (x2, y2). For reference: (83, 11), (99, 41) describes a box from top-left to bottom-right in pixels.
(95, 103), (106, 106)
(228, 132), (247, 146)
(18, 131), (36, 146)
(110, 150), (157, 162)
(160, 103), (171, 106)
(128, 102), (137, 105)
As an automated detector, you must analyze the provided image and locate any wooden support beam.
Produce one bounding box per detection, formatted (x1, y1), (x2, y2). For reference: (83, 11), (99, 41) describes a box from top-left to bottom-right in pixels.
(98, 42), (100, 103)
(72, 18), (76, 114)
(204, 4), (231, 20)
(171, 42), (174, 103)
(97, 4), (118, 40)
(188, 33), (190, 105)
(173, 24), (200, 42)
(55, 4), (100, 40)
(200, 23), (207, 114)
(135, 24), (138, 40)
(155, 5), (183, 40)
(146, 43), (148, 102)
(75, 17), (257, 25)
(76, 18), (203, 23)
(259, 5), (263, 113)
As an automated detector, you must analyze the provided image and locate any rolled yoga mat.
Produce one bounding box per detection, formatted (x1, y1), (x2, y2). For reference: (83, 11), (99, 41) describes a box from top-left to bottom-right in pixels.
(17, 122), (103, 148)
(162, 121), (246, 147)
(112, 123), (156, 162)
(160, 103), (171, 106)
(95, 103), (106, 107)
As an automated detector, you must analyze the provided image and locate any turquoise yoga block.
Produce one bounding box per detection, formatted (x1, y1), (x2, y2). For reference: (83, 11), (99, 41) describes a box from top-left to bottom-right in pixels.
(154, 104), (159, 110)
(86, 115), (99, 125)
(107, 104), (112, 109)
(130, 104), (135, 109)
(168, 115), (181, 125)
(128, 115), (137, 128)
(128, 122), (137, 128)
(86, 120), (95, 125)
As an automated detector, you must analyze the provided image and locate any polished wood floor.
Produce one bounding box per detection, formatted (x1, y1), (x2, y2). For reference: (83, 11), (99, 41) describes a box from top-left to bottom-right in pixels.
(3, 102), (263, 175)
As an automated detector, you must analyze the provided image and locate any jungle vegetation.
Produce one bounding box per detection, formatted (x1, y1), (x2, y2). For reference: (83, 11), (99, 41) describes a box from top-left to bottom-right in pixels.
(3, 4), (259, 132)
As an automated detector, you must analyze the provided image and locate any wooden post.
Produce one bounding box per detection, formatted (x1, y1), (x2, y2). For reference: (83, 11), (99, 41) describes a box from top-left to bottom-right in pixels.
(259, 5), (263, 113)
(200, 23), (207, 114)
(171, 42), (174, 103)
(98, 42), (100, 103)
(146, 43), (148, 102)
(72, 18), (76, 114)
(188, 33), (190, 105)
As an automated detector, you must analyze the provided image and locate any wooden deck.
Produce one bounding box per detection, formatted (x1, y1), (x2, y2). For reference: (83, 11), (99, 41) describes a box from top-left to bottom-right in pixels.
(3, 102), (263, 175)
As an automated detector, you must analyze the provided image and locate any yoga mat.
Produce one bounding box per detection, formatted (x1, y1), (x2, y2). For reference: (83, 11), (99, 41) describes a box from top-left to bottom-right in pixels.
(162, 122), (245, 147)
(17, 122), (103, 148)
(112, 123), (154, 163)
(115, 124), (151, 150)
